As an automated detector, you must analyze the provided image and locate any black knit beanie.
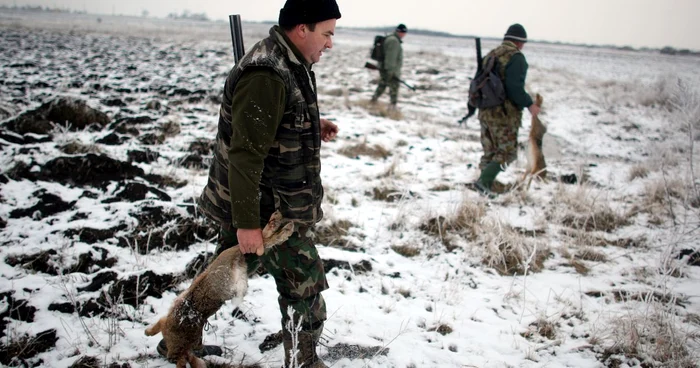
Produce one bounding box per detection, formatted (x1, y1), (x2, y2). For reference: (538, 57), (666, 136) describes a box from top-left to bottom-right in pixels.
(504, 23), (527, 42)
(396, 24), (408, 33)
(279, 0), (342, 27)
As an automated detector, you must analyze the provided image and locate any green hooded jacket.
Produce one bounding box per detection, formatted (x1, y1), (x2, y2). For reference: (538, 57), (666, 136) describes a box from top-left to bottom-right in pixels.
(380, 32), (403, 77)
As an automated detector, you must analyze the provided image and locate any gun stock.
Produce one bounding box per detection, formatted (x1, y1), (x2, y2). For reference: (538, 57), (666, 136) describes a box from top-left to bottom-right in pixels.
(364, 61), (379, 71)
(229, 14), (245, 63)
(364, 62), (415, 91)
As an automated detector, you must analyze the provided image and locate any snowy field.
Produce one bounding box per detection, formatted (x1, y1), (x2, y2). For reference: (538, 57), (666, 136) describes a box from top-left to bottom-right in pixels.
(1, 10), (699, 368)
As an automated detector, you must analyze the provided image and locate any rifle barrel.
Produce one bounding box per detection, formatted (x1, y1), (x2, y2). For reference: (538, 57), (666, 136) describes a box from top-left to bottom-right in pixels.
(229, 14), (245, 63)
(475, 37), (482, 72)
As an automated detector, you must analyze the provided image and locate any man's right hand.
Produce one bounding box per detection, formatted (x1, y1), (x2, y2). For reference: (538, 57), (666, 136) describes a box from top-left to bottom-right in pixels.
(528, 103), (541, 117)
(237, 228), (264, 256)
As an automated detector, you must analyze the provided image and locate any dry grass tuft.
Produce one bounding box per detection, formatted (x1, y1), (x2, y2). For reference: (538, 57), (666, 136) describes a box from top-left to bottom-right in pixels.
(391, 245), (421, 258)
(637, 77), (677, 111)
(428, 323), (453, 336)
(643, 178), (686, 206)
(628, 164), (650, 181)
(397, 287), (412, 298)
(370, 186), (402, 202)
(560, 228), (646, 249)
(553, 184), (630, 232)
(322, 87), (345, 97)
(161, 119), (181, 137)
(597, 307), (698, 367)
(577, 247), (608, 262)
(354, 99), (404, 120)
(561, 207), (629, 233)
(338, 139), (390, 160)
(429, 184), (451, 192)
(417, 199), (488, 251)
(479, 219), (549, 276)
(570, 259), (590, 275)
(314, 219), (355, 248)
(521, 318), (558, 340)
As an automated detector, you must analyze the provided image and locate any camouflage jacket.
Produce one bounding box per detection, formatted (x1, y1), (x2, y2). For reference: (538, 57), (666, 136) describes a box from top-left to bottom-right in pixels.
(198, 26), (324, 229)
(380, 32), (403, 77)
(478, 41), (533, 120)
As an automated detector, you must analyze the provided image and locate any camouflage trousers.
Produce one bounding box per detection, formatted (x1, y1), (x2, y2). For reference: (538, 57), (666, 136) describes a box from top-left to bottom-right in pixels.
(217, 224), (328, 331)
(478, 110), (522, 170)
(372, 69), (400, 104)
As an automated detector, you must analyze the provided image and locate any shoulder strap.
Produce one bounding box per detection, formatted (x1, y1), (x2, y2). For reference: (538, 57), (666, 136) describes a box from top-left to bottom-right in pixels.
(483, 56), (497, 73)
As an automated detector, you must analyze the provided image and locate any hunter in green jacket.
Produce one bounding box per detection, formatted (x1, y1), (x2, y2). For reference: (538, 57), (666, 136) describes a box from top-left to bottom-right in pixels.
(475, 23), (541, 196)
(371, 23), (407, 107)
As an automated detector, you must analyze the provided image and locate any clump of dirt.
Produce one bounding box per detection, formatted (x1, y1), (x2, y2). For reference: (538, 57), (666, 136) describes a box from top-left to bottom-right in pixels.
(99, 270), (178, 307)
(0, 292), (37, 325)
(64, 226), (128, 244)
(96, 133), (129, 145)
(139, 133), (165, 145)
(179, 153), (206, 169)
(0, 329), (58, 366)
(77, 271), (118, 292)
(117, 215), (216, 254)
(9, 190), (76, 219)
(70, 356), (101, 368)
(114, 206), (215, 253)
(4, 97), (110, 135)
(107, 182), (172, 203)
(323, 259), (372, 275)
(188, 138), (214, 156)
(5, 247), (118, 276)
(259, 330), (283, 352)
(37, 154), (145, 187)
(127, 149), (159, 163)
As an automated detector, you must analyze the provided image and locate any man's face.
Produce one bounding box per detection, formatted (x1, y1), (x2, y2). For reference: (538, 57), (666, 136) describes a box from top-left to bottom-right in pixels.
(298, 18), (336, 64)
(397, 31), (407, 40)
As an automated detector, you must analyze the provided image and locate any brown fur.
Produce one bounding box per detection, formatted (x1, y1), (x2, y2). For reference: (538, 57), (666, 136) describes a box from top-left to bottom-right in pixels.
(145, 211), (295, 368)
(522, 93), (547, 189)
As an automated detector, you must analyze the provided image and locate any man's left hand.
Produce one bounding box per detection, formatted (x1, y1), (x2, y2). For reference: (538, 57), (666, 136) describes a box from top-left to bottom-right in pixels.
(320, 119), (338, 142)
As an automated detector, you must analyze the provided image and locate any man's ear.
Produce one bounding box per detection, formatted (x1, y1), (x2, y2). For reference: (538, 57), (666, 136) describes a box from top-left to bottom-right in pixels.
(295, 24), (307, 39)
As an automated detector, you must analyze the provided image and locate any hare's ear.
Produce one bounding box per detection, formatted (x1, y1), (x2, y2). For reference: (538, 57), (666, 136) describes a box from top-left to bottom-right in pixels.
(264, 221), (295, 247)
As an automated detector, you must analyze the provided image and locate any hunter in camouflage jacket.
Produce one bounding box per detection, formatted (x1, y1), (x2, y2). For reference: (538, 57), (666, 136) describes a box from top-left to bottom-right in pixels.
(198, 25), (324, 230)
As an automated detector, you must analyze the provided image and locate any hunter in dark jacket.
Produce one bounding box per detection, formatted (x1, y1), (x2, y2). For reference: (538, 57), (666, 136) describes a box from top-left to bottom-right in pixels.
(188, 0), (341, 367)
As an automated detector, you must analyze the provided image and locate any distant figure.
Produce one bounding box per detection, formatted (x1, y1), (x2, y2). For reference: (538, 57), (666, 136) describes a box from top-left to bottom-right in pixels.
(474, 23), (540, 196)
(371, 23), (407, 108)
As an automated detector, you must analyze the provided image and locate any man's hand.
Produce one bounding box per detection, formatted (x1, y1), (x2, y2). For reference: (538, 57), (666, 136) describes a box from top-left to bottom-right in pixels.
(320, 118), (338, 142)
(528, 103), (541, 117)
(237, 228), (264, 256)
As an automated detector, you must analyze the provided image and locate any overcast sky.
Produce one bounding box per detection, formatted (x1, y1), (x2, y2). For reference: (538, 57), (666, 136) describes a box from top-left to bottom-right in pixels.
(2, 0), (699, 50)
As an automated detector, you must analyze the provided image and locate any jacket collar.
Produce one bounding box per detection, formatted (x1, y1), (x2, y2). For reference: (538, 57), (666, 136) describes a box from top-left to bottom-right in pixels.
(271, 25), (311, 68)
(502, 40), (518, 50)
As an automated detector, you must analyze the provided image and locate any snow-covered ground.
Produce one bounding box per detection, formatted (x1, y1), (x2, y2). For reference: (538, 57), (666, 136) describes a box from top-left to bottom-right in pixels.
(1, 10), (699, 368)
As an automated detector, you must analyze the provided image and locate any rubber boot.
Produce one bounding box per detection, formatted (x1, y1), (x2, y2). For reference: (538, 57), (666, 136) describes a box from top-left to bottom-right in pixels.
(475, 161), (502, 196)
